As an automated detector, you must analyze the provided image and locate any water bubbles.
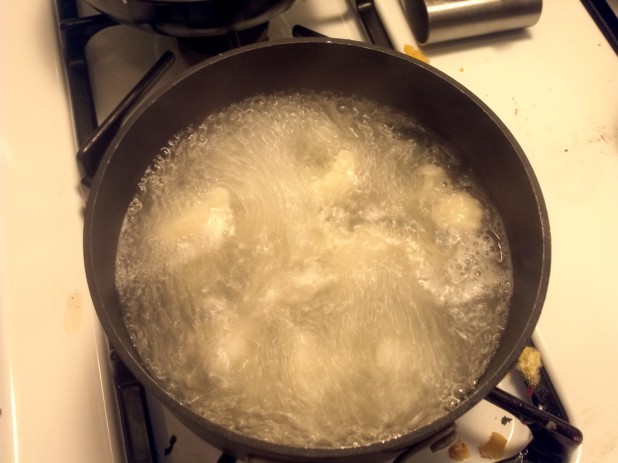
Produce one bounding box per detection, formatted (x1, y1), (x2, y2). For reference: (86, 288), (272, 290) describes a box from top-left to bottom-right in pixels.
(115, 91), (512, 450)
(445, 396), (461, 411)
(126, 198), (142, 215)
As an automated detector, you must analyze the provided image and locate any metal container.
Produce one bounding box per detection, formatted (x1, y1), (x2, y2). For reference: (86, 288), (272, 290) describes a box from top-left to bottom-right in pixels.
(401, 0), (543, 45)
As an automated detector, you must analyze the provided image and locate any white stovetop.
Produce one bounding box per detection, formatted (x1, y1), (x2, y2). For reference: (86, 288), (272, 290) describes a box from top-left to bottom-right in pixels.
(1, 0), (617, 462)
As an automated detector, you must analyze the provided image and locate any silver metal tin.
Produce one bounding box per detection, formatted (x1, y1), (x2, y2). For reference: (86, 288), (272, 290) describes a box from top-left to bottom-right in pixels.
(402, 0), (543, 45)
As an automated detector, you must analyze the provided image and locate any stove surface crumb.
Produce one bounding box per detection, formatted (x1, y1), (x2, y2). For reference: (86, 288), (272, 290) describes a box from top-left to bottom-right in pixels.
(448, 438), (470, 461)
(478, 432), (507, 459)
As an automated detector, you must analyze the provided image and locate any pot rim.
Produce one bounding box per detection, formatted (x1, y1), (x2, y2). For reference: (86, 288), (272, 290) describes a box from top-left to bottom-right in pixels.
(84, 38), (551, 461)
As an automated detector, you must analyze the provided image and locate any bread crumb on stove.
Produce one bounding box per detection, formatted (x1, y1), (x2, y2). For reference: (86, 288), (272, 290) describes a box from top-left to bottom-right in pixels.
(479, 432), (507, 459)
(516, 345), (542, 388)
(403, 44), (430, 63)
(448, 438), (470, 461)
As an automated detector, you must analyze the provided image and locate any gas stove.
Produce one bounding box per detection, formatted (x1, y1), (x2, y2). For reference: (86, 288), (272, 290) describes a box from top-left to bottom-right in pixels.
(1, 1), (617, 462)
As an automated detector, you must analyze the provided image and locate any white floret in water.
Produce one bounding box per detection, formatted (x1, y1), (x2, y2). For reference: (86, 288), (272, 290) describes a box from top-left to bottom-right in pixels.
(431, 190), (484, 233)
(155, 186), (234, 245)
(311, 149), (358, 202)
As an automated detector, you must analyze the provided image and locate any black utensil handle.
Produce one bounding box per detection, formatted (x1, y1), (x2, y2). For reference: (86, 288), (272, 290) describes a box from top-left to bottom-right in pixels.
(487, 387), (583, 447)
(77, 50), (175, 183)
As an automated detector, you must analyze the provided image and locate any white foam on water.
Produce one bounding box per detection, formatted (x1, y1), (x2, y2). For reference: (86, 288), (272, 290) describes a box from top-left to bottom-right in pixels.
(115, 92), (512, 448)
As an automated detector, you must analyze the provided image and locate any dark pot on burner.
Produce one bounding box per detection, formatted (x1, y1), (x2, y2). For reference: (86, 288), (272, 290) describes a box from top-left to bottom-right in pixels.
(83, 39), (550, 462)
(84, 0), (296, 37)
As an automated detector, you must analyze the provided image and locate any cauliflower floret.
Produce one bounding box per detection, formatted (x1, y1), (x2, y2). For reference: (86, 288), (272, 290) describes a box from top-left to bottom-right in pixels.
(156, 187), (235, 246)
(431, 190), (484, 233)
(418, 164), (449, 192)
(312, 150), (358, 202)
(415, 164), (484, 233)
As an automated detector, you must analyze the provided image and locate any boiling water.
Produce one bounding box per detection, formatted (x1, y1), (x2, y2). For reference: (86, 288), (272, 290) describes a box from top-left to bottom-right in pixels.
(115, 92), (512, 448)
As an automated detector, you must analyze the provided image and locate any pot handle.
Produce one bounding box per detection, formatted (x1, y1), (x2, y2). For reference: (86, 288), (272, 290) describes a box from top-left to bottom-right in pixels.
(77, 50), (175, 186)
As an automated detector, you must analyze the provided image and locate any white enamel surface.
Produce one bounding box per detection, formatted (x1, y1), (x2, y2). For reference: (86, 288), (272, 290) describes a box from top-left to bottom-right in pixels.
(1, 0), (617, 462)
(0, 1), (124, 463)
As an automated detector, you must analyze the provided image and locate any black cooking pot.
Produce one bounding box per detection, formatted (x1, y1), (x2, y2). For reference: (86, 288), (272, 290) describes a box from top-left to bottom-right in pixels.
(83, 39), (550, 462)
(84, 0), (296, 37)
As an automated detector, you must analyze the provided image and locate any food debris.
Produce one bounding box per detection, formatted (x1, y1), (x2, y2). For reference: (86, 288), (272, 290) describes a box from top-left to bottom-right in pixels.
(478, 432), (507, 459)
(164, 435), (177, 456)
(516, 346), (542, 393)
(501, 416), (513, 425)
(448, 438), (471, 461)
(459, 67), (465, 72)
(403, 44), (430, 63)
